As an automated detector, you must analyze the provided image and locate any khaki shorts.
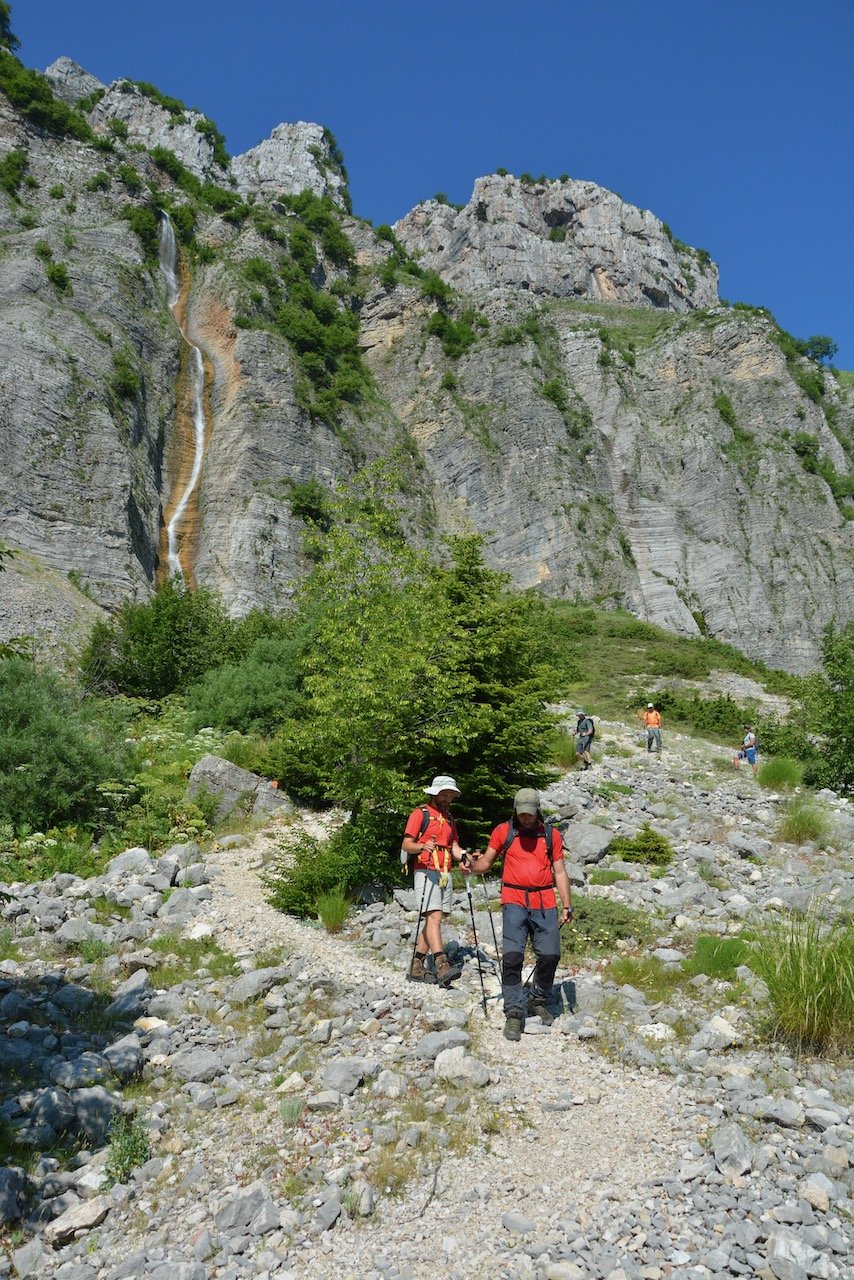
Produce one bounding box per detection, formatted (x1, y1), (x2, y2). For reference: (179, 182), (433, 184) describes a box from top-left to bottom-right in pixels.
(413, 868), (453, 914)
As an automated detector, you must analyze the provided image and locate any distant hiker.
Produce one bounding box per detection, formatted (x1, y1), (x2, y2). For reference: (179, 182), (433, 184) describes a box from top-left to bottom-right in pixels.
(733, 725), (759, 775)
(401, 775), (467, 986)
(463, 788), (572, 1042)
(643, 703), (662, 754)
(575, 710), (595, 769)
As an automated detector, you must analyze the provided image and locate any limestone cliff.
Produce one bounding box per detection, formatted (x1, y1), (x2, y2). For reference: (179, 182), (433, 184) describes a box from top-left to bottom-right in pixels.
(0, 55), (851, 673)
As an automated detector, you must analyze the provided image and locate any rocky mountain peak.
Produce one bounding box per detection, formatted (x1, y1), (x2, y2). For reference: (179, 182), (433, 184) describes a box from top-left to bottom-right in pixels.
(231, 121), (349, 207)
(394, 171), (719, 311)
(43, 56), (105, 106)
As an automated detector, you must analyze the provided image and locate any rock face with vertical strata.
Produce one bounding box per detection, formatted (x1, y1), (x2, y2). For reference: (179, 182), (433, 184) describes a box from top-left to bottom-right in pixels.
(0, 56), (851, 672)
(394, 174), (719, 310)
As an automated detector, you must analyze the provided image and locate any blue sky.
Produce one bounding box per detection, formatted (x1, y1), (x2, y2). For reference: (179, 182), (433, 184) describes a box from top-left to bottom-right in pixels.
(12, 0), (854, 368)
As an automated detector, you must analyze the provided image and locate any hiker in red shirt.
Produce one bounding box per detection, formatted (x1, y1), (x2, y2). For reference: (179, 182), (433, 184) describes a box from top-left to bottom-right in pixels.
(401, 774), (468, 987)
(463, 788), (572, 1041)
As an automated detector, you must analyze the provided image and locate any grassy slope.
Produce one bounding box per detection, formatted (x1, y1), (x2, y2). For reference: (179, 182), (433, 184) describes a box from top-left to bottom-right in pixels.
(544, 603), (800, 741)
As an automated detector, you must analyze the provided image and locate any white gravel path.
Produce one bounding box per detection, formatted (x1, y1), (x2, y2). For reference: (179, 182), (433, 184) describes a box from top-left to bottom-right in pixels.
(195, 817), (704, 1279)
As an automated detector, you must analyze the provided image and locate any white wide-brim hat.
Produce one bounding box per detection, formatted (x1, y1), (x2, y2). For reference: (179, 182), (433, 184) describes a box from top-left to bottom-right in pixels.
(424, 774), (460, 796)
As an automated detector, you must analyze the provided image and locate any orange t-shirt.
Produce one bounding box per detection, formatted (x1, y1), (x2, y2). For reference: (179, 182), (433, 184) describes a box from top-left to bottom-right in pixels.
(487, 821), (564, 908)
(644, 710), (662, 728)
(404, 804), (458, 872)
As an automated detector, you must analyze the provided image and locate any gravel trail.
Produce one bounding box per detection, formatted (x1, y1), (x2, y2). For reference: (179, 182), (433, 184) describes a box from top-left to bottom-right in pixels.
(197, 820), (703, 1279)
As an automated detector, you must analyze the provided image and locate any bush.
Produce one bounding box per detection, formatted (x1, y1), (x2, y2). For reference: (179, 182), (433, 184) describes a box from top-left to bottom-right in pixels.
(0, 657), (133, 831)
(714, 392), (737, 428)
(186, 636), (308, 735)
(426, 309), (477, 359)
(122, 204), (160, 260)
(0, 49), (92, 140)
(756, 757), (803, 790)
(606, 824), (674, 866)
(265, 815), (399, 917)
(45, 261), (71, 294)
(109, 348), (141, 400)
(750, 905), (854, 1054)
(0, 144), (27, 199)
(103, 1113), (150, 1187)
(81, 578), (239, 698)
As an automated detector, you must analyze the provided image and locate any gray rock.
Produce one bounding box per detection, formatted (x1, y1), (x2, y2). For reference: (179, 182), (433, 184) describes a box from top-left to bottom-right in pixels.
(43, 1194), (111, 1246)
(106, 848), (153, 876)
(322, 1057), (379, 1095)
(72, 1087), (125, 1144)
(230, 965), (290, 1004)
(501, 1211), (536, 1234)
(187, 755), (290, 823)
(170, 1048), (225, 1083)
(30, 1088), (77, 1133)
(414, 1028), (471, 1059)
(102, 1034), (144, 1081)
(567, 824), (614, 864)
(712, 1122), (754, 1177)
(10, 1237), (43, 1278)
(0, 1167), (24, 1224)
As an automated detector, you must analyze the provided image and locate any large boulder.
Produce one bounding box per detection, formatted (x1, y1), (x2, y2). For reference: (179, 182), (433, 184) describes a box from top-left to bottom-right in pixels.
(563, 823), (613, 864)
(186, 755), (292, 822)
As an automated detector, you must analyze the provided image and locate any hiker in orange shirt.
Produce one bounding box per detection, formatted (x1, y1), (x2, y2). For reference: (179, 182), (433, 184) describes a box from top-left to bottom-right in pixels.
(643, 703), (662, 754)
(401, 775), (468, 987)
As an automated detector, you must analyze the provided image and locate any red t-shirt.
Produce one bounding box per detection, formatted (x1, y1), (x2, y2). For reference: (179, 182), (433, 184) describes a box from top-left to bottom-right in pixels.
(404, 804), (458, 872)
(488, 821), (564, 908)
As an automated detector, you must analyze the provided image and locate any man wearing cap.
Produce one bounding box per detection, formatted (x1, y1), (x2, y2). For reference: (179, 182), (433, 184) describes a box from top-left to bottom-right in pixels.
(643, 703), (662, 754)
(463, 789), (572, 1041)
(401, 775), (468, 986)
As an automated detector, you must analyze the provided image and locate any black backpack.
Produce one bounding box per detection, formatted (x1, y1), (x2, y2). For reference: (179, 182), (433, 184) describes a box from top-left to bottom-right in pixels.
(499, 818), (557, 861)
(577, 715), (595, 739)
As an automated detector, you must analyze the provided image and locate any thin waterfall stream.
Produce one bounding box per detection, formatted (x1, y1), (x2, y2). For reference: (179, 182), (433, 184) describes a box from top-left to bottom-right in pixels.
(157, 214), (208, 580)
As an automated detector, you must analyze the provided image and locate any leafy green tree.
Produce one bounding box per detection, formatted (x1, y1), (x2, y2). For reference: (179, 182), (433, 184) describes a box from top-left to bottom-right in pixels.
(0, 2), (19, 52)
(803, 336), (838, 366)
(0, 657), (133, 829)
(265, 464), (560, 909)
(81, 577), (238, 698)
(803, 623), (854, 792)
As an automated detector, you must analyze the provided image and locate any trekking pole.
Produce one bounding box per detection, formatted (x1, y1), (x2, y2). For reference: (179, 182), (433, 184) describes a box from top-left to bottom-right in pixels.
(464, 879), (489, 1017)
(479, 876), (501, 967)
(407, 872), (430, 978)
(521, 916), (570, 991)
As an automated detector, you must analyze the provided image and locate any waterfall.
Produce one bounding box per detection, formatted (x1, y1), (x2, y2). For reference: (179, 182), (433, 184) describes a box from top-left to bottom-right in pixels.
(157, 214), (207, 580)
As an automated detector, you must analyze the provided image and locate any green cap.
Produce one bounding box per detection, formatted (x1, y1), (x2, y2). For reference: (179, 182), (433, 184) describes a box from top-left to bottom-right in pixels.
(514, 788), (540, 815)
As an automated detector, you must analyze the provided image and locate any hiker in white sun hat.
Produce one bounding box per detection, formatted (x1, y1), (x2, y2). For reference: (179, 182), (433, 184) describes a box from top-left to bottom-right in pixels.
(400, 775), (467, 986)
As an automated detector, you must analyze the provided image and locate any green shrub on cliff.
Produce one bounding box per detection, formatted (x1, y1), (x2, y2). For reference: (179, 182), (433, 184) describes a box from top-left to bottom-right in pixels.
(0, 48), (92, 140)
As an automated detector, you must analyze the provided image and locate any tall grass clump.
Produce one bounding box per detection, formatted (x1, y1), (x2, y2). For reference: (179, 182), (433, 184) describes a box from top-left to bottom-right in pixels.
(757, 757), (804, 790)
(682, 934), (751, 981)
(775, 796), (830, 846)
(315, 885), (350, 934)
(750, 905), (854, 1054)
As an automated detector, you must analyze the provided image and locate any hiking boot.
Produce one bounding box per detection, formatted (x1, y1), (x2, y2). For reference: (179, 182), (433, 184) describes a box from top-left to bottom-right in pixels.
(528, 994), (554, 1025)
(503, 1012), (525, 1041)
(407, 952), (436, 984)
(432, 952), (462, 987)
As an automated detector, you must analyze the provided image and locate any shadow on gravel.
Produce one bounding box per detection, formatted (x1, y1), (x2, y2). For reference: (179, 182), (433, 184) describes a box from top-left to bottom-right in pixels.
(0, 970), (139, 1223)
